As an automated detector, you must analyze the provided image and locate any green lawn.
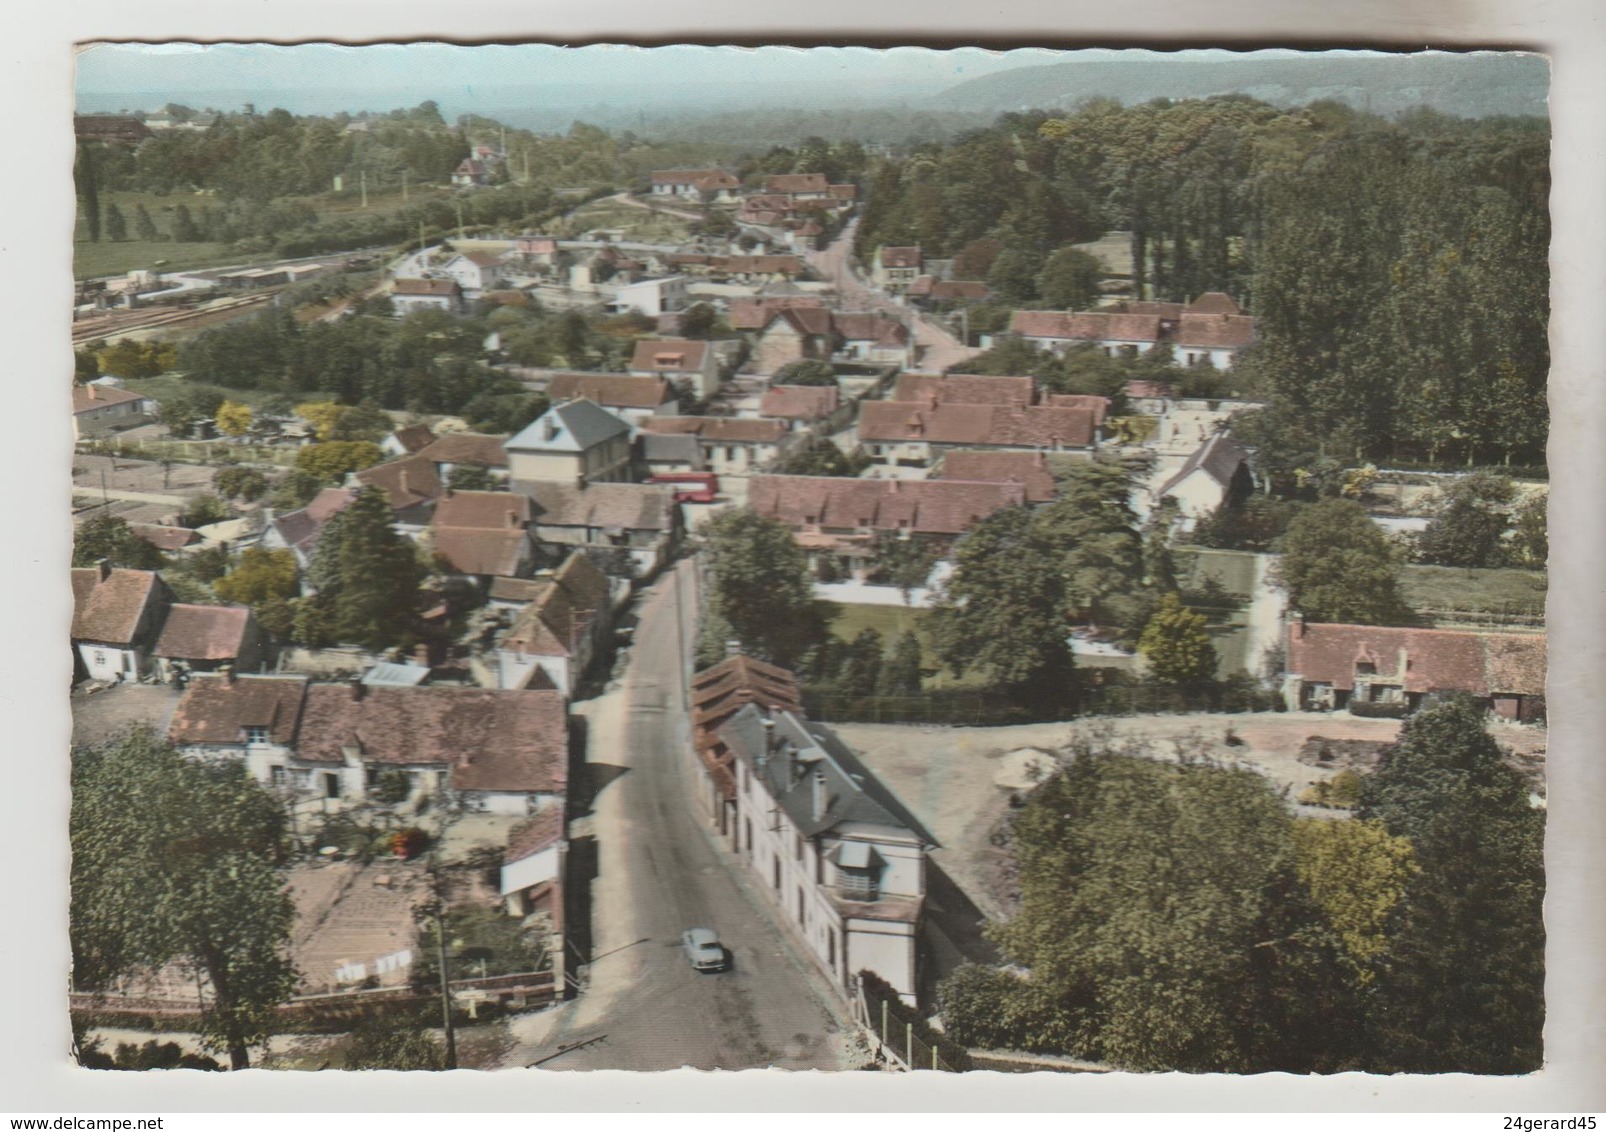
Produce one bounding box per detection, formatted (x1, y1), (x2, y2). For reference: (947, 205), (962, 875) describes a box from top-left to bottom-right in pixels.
(819, 601), (994, 689)
(557, 198), (693, 244)
(1172, 546), (1257, 601)
(1401, 564), (1546, 619)
(118, 373), (280, 411)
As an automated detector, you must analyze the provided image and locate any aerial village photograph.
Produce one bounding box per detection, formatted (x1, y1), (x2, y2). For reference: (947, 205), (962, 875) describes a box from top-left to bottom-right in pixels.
(58, 39), (1560, 1088)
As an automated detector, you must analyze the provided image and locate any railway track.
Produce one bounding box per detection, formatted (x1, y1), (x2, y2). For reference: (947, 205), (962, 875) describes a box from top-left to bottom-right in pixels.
(71, 291), (279, 345)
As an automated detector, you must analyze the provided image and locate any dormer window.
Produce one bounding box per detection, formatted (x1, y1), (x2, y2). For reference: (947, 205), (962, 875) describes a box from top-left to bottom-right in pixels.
(244, 726), (269, 746)
(831, 841), (883, 902)
(1356, 662), (1376, 676)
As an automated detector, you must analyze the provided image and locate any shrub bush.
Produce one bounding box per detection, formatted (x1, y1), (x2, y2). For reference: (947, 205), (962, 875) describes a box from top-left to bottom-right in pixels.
(1350, 700), (1410, 719)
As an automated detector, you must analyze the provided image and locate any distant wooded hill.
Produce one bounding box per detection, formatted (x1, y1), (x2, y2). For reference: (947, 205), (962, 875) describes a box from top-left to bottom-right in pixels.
(927, 53), (1548, 119)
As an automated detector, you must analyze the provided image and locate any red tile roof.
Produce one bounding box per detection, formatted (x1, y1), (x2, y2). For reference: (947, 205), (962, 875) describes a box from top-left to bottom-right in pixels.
(828, 184), (858, 200)
(1175, 312), (1256, 349)
(1042, 393), (1111, 426)
(935, 451), (1058, 503)
(1186, 291), (1244, 316)
(296, 685), (568, 794)
(430, 528), (528, 577)
(1112, 300), (1186, 319)
(129, 524), (199, 552)
(652, 169), (740, 190)
(73, 384), (149, 415)
(393, 278), (460, 297)
(893, 373), (1035, 406)
(832, 313), (910, 348)
(629, 338), (711, 373)
(1287, 624), (1546, 698)
(169, 674), (308, 746)
(748, 475), (1026, 536)
(71, 567), (164, 645)
(416, 432), (509, 468)
(640, 416), (786, 444)
(858, 401), (1097, 449)
(760, 384), (840, 420)
(1009, 310), (1163, 343)
(728, 296), (825, 331)
(389, 424), (437, 454)
(519, 481), (676, 533)
(878, 246), (922, 269)
(547, 373), (673, 410)
(763, 307), (835, 337)
(505, 807), (566, 865)
(153, 604), (254, 660)
(501, 553), (612, 659)
(354, 454), (441, 510)
(433, 490), (530, 529)
(765, 173), (830, 195)
(1127, 379), (1177, 400)
(691, 654), (804, 799)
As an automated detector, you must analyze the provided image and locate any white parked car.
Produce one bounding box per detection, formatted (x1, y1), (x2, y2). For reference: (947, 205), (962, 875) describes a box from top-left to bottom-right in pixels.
(681, 927), (727, 972)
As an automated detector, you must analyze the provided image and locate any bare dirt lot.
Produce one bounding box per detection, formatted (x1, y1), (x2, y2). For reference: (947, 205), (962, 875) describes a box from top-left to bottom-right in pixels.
(838, 711), (1547, 923)
(70, 683), (183, 746)
(73, 452), (219, 499)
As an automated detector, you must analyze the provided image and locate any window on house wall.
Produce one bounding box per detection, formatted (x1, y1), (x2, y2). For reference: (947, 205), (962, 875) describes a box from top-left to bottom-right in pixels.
(772, 856), (782, 891)
(244, 726), (269, 746)
(827, 930), (836, 970)
(270, 766), (287, 787)
(797, 887), (806, 925)
(92, 650), (106, 667)
(323, 773), (340, 799)
(838, 867), (879, 900)
(795, 834), (804, 862)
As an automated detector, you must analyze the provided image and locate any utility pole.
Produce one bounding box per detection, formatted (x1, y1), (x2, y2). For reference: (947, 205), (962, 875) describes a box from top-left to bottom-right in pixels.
(431, 901), (459, 1069)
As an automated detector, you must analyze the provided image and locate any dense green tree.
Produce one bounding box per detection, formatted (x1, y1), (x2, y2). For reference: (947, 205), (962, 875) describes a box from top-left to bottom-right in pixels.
(342, 1020), (445, 1071)
(179, 494), (231, 530)
(875, 631), (924, 697)
(981, 745), (1351, 1071)
(1036, 246), (1103, 311)
(75, 347), (101, 383)
(214, 466), (269, 502)
(985, 244), (1041, 305)
(270, 469), (328, 511)
(867, 531), (936, 597)
(678, 302), (720, 340)
(103, 202), (128, 242)
(1356, 697), (1545, 1073)
(1274, 498), (1410, 624)
(1289, 817), (1416, 980)
(775, 441), (867, 478)
(773, 359), (838, 387)
(700, 509), (823, 665)
(446, 464), (496, 491)
(76, 143), (101, 242)
(1415, 472), (1517, 568)
(931, 506), (1074, 706)
(133, 203), (160, 242)
(72, 514), (168, 571)
(1137, 593), (1218, 683)
(1508, 493), (1547, 568)
(1035, 459), (1151, 636)
(842, 627), (885, 693)
(296, 441), (383, 481)
(71, 728), (298, 1069)
(313, 487), (427, 650)
(214, 547), (299, 607)
(171, 203), (202, 242)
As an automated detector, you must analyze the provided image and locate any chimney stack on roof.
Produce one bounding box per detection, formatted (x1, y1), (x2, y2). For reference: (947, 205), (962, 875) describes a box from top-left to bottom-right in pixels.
(350, 675), (365, 701)
(96, 558), (112, 582)
(725, 639), (744, 658)
(221, 663), (236, 686)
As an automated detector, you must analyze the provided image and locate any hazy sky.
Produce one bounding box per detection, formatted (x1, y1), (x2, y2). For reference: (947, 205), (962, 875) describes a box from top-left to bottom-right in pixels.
(72, 42), (1286, 112)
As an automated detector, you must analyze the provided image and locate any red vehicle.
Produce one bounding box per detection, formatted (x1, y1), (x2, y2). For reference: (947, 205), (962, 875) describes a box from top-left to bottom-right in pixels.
(646, 471), (720, 504)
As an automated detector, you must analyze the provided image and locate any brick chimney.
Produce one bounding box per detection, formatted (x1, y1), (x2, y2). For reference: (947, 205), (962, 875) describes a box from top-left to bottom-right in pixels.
(221, 663), (236, 686)
(398, 468), (410, 497)
(86, 384), (98, 401)
(350, 675), (365, 700)
(507, 505), (521, 528)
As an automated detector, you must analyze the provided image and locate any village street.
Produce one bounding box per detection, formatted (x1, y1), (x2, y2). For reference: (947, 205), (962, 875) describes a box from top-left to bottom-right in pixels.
(499, 559), (854, 1070)
(807, 218), (981, 372)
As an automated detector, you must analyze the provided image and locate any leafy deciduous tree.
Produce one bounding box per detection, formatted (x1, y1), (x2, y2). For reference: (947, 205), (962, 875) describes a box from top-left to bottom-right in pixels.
(1137, 593), (1218, 683)
(1273, 498), (1411, 625)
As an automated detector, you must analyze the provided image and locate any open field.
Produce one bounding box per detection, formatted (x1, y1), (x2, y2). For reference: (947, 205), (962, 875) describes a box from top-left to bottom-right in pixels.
(556, 197), (694, 244)
(820, 601), (995, 689)
(118, 372), (282, 411)
(74, 187), (448, 279)
(1401, 564), (1547, 620)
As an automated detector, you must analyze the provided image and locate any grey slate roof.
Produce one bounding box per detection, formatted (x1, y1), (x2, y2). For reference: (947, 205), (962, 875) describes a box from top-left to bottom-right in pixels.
(1158, 432), (1251, 497)
(505, 398), (630, 455)
(718, 704), (938, 846)
(638, 432), (705, 468)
